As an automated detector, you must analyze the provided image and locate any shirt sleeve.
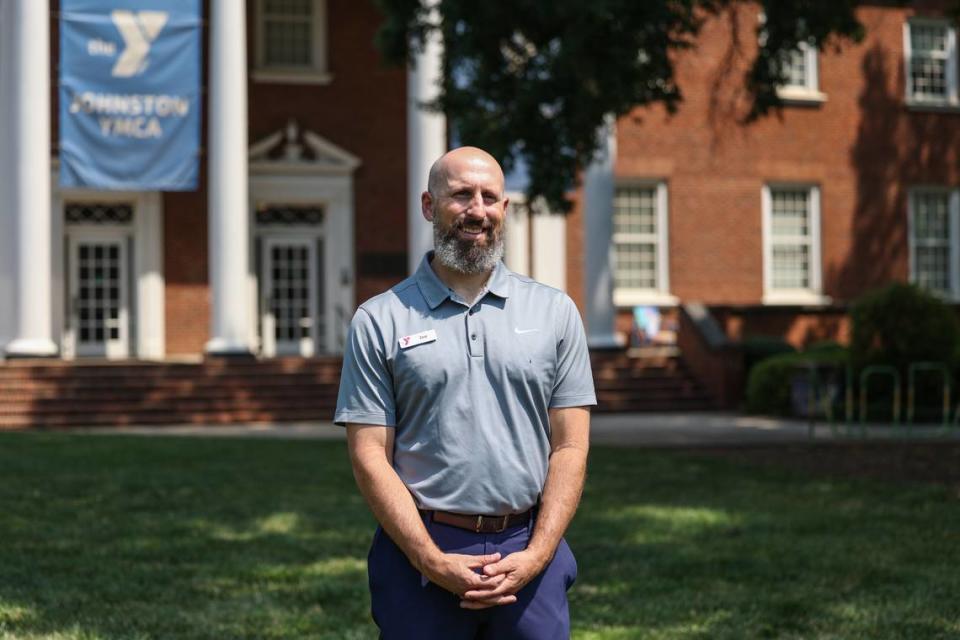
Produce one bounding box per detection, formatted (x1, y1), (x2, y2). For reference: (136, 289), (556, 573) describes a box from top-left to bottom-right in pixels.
(334, 307), (397, 427)
(550, 295), (598, 408)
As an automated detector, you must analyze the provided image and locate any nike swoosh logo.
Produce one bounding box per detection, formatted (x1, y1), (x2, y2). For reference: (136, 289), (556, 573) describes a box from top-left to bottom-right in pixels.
(514, 327), (539, 334)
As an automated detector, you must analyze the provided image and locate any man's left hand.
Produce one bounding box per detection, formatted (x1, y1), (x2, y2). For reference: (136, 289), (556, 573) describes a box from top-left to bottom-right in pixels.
(459, 549), (548, 609)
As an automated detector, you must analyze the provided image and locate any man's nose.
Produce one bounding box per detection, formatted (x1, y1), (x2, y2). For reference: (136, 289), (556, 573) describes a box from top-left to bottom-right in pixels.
(464, 192), (485, 213)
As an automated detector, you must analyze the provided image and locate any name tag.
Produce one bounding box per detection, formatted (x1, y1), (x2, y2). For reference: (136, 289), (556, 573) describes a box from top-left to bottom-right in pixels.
(399, 329), (437, 349)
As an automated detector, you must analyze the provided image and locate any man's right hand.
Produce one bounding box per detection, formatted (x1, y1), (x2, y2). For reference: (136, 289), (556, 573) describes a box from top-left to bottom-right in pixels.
(420, 551), (517, 606)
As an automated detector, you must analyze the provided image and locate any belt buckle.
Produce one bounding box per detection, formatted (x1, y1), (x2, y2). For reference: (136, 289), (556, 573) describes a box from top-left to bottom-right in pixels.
(475, 514), (510, 533)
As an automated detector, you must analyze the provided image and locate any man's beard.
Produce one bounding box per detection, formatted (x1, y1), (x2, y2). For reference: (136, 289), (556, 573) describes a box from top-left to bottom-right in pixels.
(433, 218), (504, 274)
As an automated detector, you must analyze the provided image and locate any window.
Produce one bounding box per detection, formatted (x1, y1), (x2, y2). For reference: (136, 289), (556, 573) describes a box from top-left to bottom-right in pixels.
(909, 189), (960, 297)
(776, 42), (824, 102)
(762, 185), (824, 304)
(757, 12), (825, 104)
(255, 0), (330, 83)
(612, 183), (673, 306)
(904, 20), (958, 106)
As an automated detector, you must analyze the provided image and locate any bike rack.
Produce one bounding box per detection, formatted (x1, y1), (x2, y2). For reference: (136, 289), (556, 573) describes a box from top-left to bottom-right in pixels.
(906, 362), (952, 431)
(859, 365), (901, 437)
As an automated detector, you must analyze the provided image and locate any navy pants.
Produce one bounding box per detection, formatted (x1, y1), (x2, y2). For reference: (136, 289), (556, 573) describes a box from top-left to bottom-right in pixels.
(367, 513), (578, 639)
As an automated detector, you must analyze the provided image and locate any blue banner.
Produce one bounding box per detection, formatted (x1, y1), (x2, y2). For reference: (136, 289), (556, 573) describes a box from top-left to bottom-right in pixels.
(59, 0), (201, 190)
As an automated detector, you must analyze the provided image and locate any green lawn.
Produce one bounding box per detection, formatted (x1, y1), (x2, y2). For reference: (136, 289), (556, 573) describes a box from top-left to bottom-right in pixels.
(0, 434), (957, 639)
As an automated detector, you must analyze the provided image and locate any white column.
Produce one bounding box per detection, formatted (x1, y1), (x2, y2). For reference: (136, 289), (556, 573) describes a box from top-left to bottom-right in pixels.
(407, 12), (446, 274)
(4, 0), (57, 358)
(0, 0), (13, 350)
(206, 0), (252, 356)
(583, 121), (622, 348)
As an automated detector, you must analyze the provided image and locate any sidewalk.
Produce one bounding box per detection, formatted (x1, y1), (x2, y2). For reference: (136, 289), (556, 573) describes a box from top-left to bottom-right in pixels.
(57, 412), (960, 446)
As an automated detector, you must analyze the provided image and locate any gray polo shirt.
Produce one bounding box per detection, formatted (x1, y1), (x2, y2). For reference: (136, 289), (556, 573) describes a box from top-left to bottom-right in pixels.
(335, 253), (596, 514)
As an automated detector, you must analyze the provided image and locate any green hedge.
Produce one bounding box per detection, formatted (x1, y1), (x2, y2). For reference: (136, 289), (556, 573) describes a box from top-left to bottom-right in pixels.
(746, 348), (849, 416)
(850, 283), (960, 372)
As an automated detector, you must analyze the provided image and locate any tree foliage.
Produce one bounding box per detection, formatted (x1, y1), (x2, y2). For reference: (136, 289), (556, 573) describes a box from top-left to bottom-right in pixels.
(375, 0), (865, 211)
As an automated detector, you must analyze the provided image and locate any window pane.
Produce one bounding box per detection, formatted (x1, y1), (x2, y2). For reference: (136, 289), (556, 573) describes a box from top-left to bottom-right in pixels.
(912, 23), (949, 55)
(264, 0), (312, 16)
(614, 187), (657, 235)
(772, 245), (810, 289)
(783, 48), (807, 87)
(910, 23), (950, 99)
(264, 20), (312, 66)
(916, 246), (951, 294)
(771, 189), (810, 237)
(913, 192), (950, 240)
(614, 243), (657, 290)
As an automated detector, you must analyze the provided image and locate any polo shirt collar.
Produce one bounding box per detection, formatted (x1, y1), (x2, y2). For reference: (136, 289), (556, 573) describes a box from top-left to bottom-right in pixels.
(415, 252), (512, 309)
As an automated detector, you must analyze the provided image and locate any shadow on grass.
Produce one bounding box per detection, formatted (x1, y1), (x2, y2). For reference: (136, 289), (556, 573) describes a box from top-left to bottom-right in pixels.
(569, 448), (960, 639)
(0, 434), (374, 640)
(0, 435), (958, 639)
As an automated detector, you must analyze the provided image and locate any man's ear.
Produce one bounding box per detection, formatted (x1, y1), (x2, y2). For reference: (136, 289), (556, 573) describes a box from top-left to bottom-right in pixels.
(421, 191), (434, 222)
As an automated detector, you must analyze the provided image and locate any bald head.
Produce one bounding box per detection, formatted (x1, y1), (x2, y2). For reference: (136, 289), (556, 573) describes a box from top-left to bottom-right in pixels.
(427, 146), (506, 199)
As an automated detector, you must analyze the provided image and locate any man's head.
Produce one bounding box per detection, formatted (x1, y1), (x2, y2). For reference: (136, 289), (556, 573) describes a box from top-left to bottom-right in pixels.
(422, 147), (509, 275)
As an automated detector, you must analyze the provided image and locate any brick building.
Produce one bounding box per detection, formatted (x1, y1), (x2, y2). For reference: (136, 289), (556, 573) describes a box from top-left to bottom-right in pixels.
(0, 1), (957, 420)
(577, 1), (960, 350)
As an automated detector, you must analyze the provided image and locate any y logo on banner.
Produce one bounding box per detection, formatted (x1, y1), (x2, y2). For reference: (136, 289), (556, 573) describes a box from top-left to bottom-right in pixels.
(111, 10), (168, 77)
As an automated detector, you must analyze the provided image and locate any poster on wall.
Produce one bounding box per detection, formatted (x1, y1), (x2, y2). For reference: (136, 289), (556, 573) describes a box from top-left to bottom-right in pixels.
(59, 0), (201, 190)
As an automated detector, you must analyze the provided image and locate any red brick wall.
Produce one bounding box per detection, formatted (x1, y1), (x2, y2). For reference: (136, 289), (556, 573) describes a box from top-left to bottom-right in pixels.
(572, 3), (960, 309)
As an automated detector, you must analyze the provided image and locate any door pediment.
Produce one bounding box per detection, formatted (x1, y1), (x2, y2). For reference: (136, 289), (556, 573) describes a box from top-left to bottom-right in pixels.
(249, 120), (361, 176)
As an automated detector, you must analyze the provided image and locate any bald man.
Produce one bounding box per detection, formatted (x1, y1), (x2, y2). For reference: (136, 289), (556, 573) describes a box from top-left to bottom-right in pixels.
(335, 147), (596, 639)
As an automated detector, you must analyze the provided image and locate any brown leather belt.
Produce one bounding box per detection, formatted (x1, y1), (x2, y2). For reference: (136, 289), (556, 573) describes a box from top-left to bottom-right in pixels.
(421, 508), (533, 533)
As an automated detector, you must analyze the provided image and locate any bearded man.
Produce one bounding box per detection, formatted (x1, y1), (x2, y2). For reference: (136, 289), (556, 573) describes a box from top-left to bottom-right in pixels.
(335, 146), (596, 639)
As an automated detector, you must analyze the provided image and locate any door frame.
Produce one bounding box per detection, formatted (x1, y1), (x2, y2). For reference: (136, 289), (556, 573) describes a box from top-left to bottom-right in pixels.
(66, 229), (131, 358)
(52, 184), (165, 360)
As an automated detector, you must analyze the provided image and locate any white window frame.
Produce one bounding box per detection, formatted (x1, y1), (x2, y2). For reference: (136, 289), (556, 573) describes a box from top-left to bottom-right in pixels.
(904, 18), (959, 108)
(908, 187), (960, 299)
(612, 181), (676, 307)
(776, 41), (827, 104)
(253, 0), (332, 85)
(762, 184), (827, 305)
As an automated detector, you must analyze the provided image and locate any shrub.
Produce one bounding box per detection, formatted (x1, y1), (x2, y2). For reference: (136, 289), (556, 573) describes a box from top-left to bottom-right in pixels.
(741, 335), (796, 376)
(849, 283), (960, 373)
(746, 348), (849, 416)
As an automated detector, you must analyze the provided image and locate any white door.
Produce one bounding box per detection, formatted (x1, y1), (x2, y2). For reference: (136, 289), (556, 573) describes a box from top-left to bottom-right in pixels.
(68, 234), (130, 358)
(262, 237), (319, 357)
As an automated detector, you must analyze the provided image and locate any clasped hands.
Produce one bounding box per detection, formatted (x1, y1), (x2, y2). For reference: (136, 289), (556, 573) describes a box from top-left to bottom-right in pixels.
(421, 549), (549, 609)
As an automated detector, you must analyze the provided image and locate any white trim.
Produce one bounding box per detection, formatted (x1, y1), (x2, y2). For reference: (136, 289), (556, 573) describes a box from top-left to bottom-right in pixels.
(261, 236), (320, 357)
(53, 185), (166, 360)
(907, 186), (960, 300)
(612, 180), (671, 304)
(903, 18), (959, 107)
(762, 183), (825, 305)
(504, 192), (530, 276)
(253, 0), (330, 83)
(67, 229), (131, 358)
(250, 173), (354, 355)
(532, 209), (567, 291)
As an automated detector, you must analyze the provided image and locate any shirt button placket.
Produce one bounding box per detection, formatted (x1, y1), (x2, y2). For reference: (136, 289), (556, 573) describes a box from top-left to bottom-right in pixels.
(467, 307), (483, 357)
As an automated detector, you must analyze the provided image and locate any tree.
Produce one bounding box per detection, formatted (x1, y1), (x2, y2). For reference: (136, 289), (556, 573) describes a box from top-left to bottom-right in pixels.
(375, 0), (865, 211)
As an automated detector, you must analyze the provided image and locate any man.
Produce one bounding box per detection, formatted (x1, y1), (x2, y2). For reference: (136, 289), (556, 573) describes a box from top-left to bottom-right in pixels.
(335, 146), (595, 639)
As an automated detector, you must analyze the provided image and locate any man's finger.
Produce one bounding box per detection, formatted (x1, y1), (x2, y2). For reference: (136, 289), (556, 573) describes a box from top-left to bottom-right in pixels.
(462, 578), (517, 601)
(460, 595), (517, 609)
(481, 557), (515, 577)
(462, 571), (505, 591)
(464, 552), (501, 569)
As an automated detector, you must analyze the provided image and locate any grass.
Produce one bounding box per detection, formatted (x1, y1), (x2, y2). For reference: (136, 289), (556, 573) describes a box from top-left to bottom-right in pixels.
(0, 434), (957, 639)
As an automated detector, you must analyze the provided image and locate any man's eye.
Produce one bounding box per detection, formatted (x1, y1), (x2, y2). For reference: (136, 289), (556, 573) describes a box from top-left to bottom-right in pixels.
(483, 195), (499, 205)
